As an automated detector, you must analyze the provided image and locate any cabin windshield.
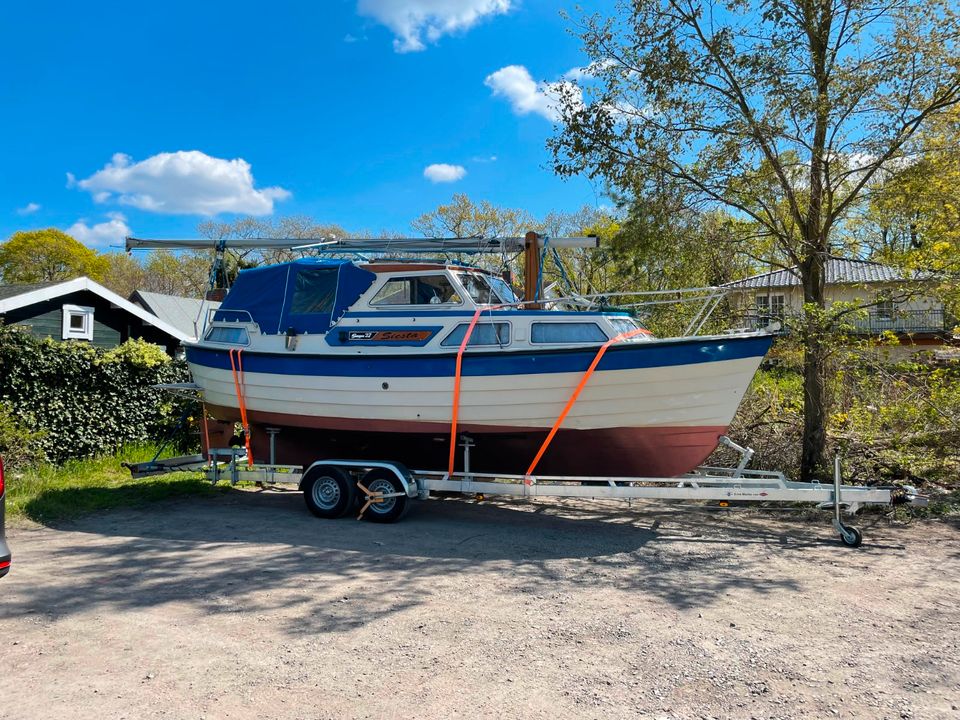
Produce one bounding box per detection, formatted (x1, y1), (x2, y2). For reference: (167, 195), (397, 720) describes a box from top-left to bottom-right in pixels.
(457, 272), (516, 305)
(486, 274), (519, 303)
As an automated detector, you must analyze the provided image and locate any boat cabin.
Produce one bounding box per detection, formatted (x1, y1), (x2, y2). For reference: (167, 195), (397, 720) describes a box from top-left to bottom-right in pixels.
(201, 258), (650, 353)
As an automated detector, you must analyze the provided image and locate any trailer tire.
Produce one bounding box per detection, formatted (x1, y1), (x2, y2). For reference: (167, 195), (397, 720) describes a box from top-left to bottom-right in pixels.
(359, 468), (409, 523)
(302, 465), (355, 519)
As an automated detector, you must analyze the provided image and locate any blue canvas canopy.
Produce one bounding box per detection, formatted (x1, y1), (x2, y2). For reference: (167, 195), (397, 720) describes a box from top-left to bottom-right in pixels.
(216, 259), (376, 334)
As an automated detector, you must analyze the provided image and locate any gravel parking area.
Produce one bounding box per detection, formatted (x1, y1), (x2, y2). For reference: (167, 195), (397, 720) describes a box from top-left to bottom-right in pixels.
(1, 490), (957, 719)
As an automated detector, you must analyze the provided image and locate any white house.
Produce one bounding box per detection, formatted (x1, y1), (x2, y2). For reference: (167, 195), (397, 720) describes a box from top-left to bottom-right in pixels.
(723, 257), (954, 349)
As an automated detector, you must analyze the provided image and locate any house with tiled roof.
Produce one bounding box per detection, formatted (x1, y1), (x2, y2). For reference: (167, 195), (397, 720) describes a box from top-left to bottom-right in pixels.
(723, 257), (955, 346)
(0, 277), (190, 355)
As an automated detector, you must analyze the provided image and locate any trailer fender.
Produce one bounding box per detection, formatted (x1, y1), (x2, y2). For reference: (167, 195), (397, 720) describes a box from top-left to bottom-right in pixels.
(299, 460), (419, 499)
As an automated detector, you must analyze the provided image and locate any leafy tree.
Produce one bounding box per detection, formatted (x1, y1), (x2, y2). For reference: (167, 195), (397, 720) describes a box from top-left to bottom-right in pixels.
(102, 250), (210, 298)
(0, 229), (108, 284)
(412, 193), (534, 239)
(550, 0), (960, 479)
(101, 252), (147, 297)
(197, 215), (350, 286)
(863, 108), (960, 275)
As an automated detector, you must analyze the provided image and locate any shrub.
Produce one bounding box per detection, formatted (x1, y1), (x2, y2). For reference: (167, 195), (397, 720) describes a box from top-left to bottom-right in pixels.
(0, 401), (46, 470)
(0, 326), (196, 464)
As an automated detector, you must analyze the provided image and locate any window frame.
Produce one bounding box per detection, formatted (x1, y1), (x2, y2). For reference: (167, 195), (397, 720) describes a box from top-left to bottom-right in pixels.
(369, 274), (463, 307)
(61, 304), (94, 341)
(769, 294), (785, 317)
(440, 321), (512, 347)
(876, 296), (896, 321)
(530, 321), (608, 345)
(204, 325), (251, 346)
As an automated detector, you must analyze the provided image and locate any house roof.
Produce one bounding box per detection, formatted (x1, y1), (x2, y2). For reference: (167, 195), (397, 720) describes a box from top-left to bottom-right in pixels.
(724, 257), (919, 290)
(130, 290), (219, 341)
(0, 277), (190, 342)
(0, 281), (60, 301)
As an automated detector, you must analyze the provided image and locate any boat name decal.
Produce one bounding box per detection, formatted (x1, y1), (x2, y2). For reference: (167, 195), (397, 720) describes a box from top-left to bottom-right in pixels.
(346, 330), (434, 342)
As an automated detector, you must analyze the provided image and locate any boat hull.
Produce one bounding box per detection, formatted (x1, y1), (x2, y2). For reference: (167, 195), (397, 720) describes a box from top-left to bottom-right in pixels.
(188, 334), (772, 477)
(203, 406), (726, 477)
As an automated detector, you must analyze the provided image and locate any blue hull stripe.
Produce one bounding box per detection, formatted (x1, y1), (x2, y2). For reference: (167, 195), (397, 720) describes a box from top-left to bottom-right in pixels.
(186, 334), (772, 378)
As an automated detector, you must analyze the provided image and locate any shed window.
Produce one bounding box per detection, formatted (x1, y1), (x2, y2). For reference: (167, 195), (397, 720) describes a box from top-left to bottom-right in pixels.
(371, 275), (461, 305)
(62, 304), (94, 341)
(531, 322), (606, 344)
(441, 322), (510, 347)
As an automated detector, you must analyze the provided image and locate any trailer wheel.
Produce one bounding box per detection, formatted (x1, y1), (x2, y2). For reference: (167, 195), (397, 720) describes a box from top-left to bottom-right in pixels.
(359, 468), (409, 523)
(838, 524), (863, 548)
(302, 465), (355, 519)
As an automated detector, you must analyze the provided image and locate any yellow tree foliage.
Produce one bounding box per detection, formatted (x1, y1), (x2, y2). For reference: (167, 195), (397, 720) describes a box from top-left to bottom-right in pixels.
(869, 108), (960, 275)
(0, 229), (108, 283)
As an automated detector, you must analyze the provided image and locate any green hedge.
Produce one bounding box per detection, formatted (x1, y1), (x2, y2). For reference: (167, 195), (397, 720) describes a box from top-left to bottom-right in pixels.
(0, 325), (195, 465)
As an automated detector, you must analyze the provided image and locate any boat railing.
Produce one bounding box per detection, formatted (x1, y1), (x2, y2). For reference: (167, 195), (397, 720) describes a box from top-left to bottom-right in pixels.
(209, 308), (256, 324)
(483, 286), (731, 337)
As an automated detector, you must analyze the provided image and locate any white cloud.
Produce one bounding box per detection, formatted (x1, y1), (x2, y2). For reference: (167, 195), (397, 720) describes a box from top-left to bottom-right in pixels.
(358, 0), (511, 52)
(73, 151), (291, 216)
(16, 202), (41, 215)
(423, 163), (467, 183)
(562, 59), (619, 82)
(67, 212), (131, 248)
(484, 65), (581, 122)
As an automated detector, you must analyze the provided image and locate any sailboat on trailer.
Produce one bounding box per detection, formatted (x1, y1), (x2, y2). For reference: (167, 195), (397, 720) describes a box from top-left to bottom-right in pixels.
(128, 234), (774, 477)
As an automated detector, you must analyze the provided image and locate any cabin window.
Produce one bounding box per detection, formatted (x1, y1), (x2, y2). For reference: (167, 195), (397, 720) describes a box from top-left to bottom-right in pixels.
(608, 316), (651, 342)
(486, 274), (519, 303)
(441, 322), (510, 347)
(205, 326), (249, 345)
(61, 304), (94, 341)
(531, 322), (607, 343)
(457, 272), (517, 305)
(457, 273), (501, 305)
(290, 268), (339, 314)
(370, 275), (461, 305)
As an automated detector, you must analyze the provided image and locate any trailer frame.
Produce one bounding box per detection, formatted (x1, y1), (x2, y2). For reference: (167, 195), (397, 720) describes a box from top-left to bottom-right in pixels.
(197, 434), (926, 547)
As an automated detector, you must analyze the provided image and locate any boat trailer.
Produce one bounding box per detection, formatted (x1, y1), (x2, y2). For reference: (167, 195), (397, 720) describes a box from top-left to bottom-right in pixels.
(131, 435), (927, 548)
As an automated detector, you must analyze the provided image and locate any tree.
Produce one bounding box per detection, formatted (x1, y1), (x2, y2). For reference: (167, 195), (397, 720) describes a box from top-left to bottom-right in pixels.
(101, 250), (211, 298)
(550, 0), (960, 479)
(412, 193), (534, 239)
(863, 108), (960, 275)
(197, 216), (350, 286)
(0, 229), (108, 284)
(101, 252), (147, 297)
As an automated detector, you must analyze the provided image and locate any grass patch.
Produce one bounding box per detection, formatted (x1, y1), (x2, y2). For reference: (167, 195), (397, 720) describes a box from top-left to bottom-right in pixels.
(5, 445), (226, 524)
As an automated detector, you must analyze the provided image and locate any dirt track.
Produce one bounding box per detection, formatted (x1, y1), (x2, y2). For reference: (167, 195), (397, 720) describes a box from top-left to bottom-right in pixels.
(1, 490), (958, 720)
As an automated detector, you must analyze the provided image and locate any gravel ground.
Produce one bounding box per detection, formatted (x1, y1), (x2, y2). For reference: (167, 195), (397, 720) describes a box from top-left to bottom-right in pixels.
(0, 489), (958, 720)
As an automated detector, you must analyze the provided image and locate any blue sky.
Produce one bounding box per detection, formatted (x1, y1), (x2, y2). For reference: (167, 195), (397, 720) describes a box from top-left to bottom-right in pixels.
(0, 1), (611, 250)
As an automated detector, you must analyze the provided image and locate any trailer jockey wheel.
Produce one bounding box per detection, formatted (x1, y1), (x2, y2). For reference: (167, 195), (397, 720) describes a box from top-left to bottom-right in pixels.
(838, 523), (863, 548)
(359, 468), (409, 523)
(302, 465), (355, 519)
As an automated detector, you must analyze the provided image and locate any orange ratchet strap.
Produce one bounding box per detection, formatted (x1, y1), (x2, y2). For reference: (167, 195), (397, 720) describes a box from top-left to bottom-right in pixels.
(524, 328), (650, 479)
(447, 304), (511, 477)
(228, 348), (254, 467)
(201, 408), (212, 468)
(447, 307), (484, 477)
